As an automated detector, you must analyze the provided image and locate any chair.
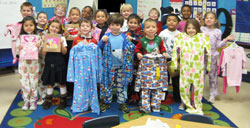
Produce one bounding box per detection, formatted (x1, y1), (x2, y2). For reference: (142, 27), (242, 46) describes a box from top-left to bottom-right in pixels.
(82, 115), (120, 128)
(181, 113), (214, 124)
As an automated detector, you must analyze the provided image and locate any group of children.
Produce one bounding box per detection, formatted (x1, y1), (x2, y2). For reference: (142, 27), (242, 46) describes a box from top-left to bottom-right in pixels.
(8, 2), (234, 115)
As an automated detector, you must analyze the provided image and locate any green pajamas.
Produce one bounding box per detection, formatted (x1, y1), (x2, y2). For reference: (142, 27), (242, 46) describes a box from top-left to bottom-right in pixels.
(171, 33), (211, 114)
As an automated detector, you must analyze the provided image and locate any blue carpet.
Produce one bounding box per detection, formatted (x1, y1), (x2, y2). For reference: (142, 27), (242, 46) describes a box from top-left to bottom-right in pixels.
(0, 88), (238, 128)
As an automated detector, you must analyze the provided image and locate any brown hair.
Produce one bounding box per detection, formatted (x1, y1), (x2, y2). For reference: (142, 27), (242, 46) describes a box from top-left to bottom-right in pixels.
(204, 11), (221, 29)
(20, 2), (33, 11)
(79, 18), (93, 28)
(107, 13), (124, 26)
(148, 8), (160, 18)
(69, 7), (81, 16)
(47, 20), (64, 34)
(144, 18), (157, 27)
(184, 19), (201, 34)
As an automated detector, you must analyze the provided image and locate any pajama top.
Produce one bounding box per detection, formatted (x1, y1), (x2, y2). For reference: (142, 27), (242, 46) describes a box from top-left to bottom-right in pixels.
(67, 42), (102, 114)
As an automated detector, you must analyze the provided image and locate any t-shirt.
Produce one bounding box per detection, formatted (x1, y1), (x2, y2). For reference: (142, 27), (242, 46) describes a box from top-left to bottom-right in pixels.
(176, 21), (186, 32)
(159, 29), (180, 58)
(109, 33), (124, 67)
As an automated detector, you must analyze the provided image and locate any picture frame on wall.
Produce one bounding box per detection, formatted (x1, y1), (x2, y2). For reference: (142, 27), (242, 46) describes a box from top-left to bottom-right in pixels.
(43, 34), (61, 52)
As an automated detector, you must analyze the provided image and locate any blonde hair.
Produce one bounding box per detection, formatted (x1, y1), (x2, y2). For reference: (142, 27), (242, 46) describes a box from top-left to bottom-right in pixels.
(54, 4), (67, 12)
(120, 3), (133, 13)
(204, 12), (221, 29)
(148, 8), (160, 17)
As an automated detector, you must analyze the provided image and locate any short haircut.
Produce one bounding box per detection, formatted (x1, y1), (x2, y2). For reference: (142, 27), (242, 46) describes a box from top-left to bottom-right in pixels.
(148, 8), (160, 17)
(166, 14), (180, 22)
(144, 18), (157, 27)
(184, 19), (201, 34)
(20, 2), (33, 11)
(107, 13), (124, 26)
(120, 3), (133, 13)
(127, 14), (141, 24)
(94, 9), (109, 19)
(79, 18), (93, 28)
(181, 5), (192, 13)
(37, 11), (48, 20)
(69, 7), (81, 15)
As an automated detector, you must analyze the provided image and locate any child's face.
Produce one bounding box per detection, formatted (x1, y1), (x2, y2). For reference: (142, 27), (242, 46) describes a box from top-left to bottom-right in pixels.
(37, 13), (48, 26)
(49, 22), (60, 34)
(109, 23), (122, 35)
(23, 20), (35, 34)
(121, 8), (133, 19)
(166, 16), (178, 31)
(186, 24), (197, 36)
(55, 7), (66, 17)
(80, 22), (92, 36)
(149, 10), (159, 21)
(95, 11), (107, 25)
(128, 18), (139, 31)
(82, 7), (92, 18)
(144, 21), (157, 38)
(181, 7), (192, 19)
(21, 6), (33, 18)
(204, 13), (217, 28)
(69, 9), (81, 24)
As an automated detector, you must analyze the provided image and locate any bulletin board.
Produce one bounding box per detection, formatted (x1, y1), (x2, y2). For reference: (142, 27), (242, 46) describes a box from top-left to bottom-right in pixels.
(183, 0), (217, 18)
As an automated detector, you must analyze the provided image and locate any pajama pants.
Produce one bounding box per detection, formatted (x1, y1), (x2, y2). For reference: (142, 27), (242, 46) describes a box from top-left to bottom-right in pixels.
(19, 60), (39, 103)
(180, 72), (204, 114)
(141, 89), (163, 112)
(104, 67), (127, 104)
(208, 56), (219, 97)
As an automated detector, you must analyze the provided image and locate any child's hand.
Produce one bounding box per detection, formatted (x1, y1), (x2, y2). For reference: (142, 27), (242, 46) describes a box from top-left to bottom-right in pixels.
(175, 33), (180, 38)
(102, 35), (109, 42)
(137, 53), (143, 60)
(139, 13), (144, 20)
(163, 53), (168, 58)
(225, 35), (235, 42)
(19, 45), (23, 51)
(63, 32), (69, 38)
(127, 35), (133, 41)
(35, 42), (40, 48)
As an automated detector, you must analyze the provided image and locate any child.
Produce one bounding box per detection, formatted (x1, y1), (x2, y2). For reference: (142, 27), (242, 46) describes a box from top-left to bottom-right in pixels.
(36, 11), (48, 105)
(63, 7), (81, 98)
(81, 6), (93, 19)
(120, 3), (133, 32)
(142, 8), (162, 35)
(72, 18), (98, 47)
(177, 5), (192, 32)
(171, 19), (211, 115)
(98, 14), (135, 113)
(159, 14), (181, 102)
(5, 2), (33, 64)
(94, 9), (111, 41)
(17, 16), (40, 111)
(49, 4), (69, 26)
(124, 14), (142, 104)
(42, 20), (68, 110)
(67, 18), (101, 114)
(201, 12), (234, 103)
(134, 18), (168, 113)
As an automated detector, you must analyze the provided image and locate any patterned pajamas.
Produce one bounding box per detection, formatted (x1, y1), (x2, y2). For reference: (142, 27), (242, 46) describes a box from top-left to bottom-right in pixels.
(141, 89), (163, 112)
(171, 33), (211, 114)
(19, 60), (39, 103)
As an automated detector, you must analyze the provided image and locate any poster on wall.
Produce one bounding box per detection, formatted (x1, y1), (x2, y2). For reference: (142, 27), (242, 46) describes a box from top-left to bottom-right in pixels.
(137, 0), (162, 21)
(42, 0), (67, 8)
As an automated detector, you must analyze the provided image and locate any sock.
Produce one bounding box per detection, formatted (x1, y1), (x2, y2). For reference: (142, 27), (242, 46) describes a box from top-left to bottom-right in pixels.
(60, 87), (67, 95)
(47, 88), (53, 95)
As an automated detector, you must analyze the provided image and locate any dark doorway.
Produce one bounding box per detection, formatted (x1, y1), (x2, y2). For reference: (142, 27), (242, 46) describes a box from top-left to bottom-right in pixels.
(98, 0), (125, 13)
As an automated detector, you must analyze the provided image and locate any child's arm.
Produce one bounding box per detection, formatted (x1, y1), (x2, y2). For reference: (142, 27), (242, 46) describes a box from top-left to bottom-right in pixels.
(98, 34), (109, 49)
(61, 37), (67, 54)
(134, 39), (143, 60)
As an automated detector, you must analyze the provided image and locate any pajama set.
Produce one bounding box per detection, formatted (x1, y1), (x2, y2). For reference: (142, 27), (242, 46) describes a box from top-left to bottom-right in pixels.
(171, 33), (211, 114)
(201, 26), (227, 97)
(67, 42), (102, 114)
(135, 54), (168, 112)
(98, 32), (135, 104)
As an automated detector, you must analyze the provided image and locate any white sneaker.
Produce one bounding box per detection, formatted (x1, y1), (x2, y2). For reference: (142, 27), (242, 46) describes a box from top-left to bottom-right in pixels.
(178, 104), (185, 110)
(208, 96), (215, 103)
(29, 102), (37, 110)
(22, 101), (29, 111)
(37, 98), (45, 105)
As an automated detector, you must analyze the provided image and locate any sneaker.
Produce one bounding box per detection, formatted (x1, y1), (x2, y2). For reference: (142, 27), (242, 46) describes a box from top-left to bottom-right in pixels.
(139, 108), (150, 114)
(208, 96), (215, 103)
(37, 98), (44, 105)
(30, 102), (37, 110)
(22, 101), (29, 111)
(120, 103), (130, 113)
(100, 103), (110, 112)
(178, 104), (185, 110)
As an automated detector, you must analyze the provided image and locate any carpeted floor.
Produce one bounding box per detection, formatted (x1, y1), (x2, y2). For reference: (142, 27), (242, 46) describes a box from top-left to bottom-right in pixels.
(0, 87), (237, 128)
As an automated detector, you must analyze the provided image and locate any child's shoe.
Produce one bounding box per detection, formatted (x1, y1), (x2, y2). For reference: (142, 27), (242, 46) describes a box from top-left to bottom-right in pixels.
(139, 108), (150, 114)
(29, 101), (37, 110)
(208, 96), (215, 103)
(120, 103), (130, 113)
(57, 94), (67, 109)
(37, 98), (44, 105)
(100, 103), (110, 112)
(43, 95), (52, 110)
(22, 101), (29, 111)
(12, 58), (18, 64)
(178, 103), (185, 110)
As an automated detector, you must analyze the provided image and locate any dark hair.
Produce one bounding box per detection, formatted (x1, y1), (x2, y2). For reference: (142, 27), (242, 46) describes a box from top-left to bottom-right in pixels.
(20, 16), (37, 35)
(166, 14), (181, 22)
(184, 19), (201, 34)
(82, 6), (93, 17)
(37, 11), (48, 20)
(70, 7), (81, 15)
(47, 20), (63, 34)
(107, 13), (124, 26)
(94, 9), (109, 19)
(79, 18), (93, 28)
(20, 2), (33, 11)
(127, 14), (140, 24)
(181, 5), (192, 13)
